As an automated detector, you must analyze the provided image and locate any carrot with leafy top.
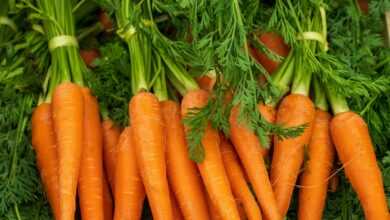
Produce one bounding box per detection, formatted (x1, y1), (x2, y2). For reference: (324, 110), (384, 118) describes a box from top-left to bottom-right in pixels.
(32, 103), (60, 220)
(52, 82), (84, 220)
(114, 127), (145, 220)
(220, 137), (262, 220)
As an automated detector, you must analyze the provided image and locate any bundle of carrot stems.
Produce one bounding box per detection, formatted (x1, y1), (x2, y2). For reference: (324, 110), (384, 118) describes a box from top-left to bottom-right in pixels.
(3, 0), (387, 219)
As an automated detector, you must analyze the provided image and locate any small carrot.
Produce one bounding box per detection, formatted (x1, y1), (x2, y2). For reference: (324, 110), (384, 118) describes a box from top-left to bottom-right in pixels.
(328, 172), (339, 193)
(78, 88), (104, 220)
(298, 109), (335, 220)
(103, 171), (113, 220)
(31, 103), (60, 219)
(52, 82), (84, 220)
(270, 94), (315, 216)
(80, 49), (100, 68)
(229, 105), (281, 220)
(129, 92), (172, 220)
(102, 119), (121, 191)
(196, 72), (216, 92)
(161, 100), (211, 220)
(181, 89), (240, 220)
(114, 127), (145, 220)
(330, 111), (389, 220)
(220, 137), (262, 220)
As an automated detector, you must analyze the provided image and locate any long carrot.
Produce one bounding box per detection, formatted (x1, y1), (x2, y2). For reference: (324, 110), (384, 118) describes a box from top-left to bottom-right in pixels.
(330, 111), (389, 220)
(181, 89), (240, 220)
(170, 190), (185, 220)
(114, 127), (145, 220)
(78, 87), (104, 220)
(129, 92), (172, 220)
(270, 94), (315, 216)
(220, 137), (262, 220)
(52, 82), (84, 220)
(102, 172), (113, 220)
(161, 100), (211, 220)
(298, 109), (335, 220)
(229, 105), (281, 220)
(31, 103), (60, 219)
(102, 119), (121, 191)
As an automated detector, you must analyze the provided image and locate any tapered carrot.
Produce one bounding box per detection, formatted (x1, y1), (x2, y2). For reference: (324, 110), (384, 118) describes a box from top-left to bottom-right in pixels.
(78, 87), (104, 220)
(298, 109), (335, 220)
(170, 190), (185, 220)
(102, 172), (113, 220)
(330, 111), (390, 220)
(181, 89), (240, 220)
(32, 103), (60, 220)
(114, 127), (145, 220)
(258, 103), (277, 157)
(161, 100), (211, 220)
(129, 92), (172, 220)
(220, 137), (262, 220)
(270, 94), (315, 216)
(52, 82), (84, 220)
(229, 104), (280, 220)
(102, 119), (121, 191)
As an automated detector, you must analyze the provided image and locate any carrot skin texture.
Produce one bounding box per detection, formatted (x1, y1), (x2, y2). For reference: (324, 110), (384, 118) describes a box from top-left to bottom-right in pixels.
(103, 172), (113, 220)
(298, 110), (335, 220)
(161, 100), (211, 220)
(102, 119), (121, 191)
(330, 111), (390, 220)
(220, 138), (263, 220)
(79, 88), (105, 220)
(52, 82), (84, 220)
(32, 103), (60, 219)
(114, 127), (145, 220)
(229, 105), (281, 220)
(181, 89), (241, 220)
(129, 92), (172, 220)
(270, 94), (315, 216)
(170, 190), (185, 220)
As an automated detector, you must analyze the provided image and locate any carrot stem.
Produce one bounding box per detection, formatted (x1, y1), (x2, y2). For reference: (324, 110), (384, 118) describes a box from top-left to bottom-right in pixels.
(313, 77), (328, 111)
(291, 57), (312, 96)
(326, 86), (350, 115)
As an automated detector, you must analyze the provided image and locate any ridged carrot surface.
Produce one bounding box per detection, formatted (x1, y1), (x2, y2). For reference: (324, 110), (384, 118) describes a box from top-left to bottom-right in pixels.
(52, 82), (84, 220)
(31, 103), (60, 220)
(181, 89), (240, 220)
(331, 111), (390, 220)
(129, 92), (172, 220)
(79, 88), (104, 220)
(270, 94), (315, 216)
(161, 100), (211, 220)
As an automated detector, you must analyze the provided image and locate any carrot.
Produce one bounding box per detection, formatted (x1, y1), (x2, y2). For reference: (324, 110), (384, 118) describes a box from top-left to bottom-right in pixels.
(357, 0), (369, 14)
(31, 103), (60, 219)
(258, 103), (277, 157)
(298, 109), (335, 220)
(196, 73), (216, 92)
(181, 89), (240, 220)
(330, 111), (389, 220)
(102, 119), (121, 191)
(270, 94), (315, 216)
(229, 104), (280, 220)
(78, 88), (104, 220)
(220, 137), (262, 220)
(102, 172), (113, 220)
(206, 194), (222, 220)
(249, 32), (290, 74)
(80, 49), (100, 68)
(129, 92), (172, 220)
(113, 127), (145, 220)
(52, 82), (84, 220)
(161, 100), (211, 220)
(170, 190), (185, 220)
(98, 10), (113, 31)
(328, 172), (339, 193)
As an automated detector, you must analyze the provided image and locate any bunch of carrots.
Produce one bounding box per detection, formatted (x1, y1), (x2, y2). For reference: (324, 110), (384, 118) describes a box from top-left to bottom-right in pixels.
(29, 1), (389, 220)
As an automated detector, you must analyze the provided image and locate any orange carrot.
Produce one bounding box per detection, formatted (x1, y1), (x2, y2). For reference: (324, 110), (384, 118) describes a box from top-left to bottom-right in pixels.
(229, 104), (280, 220)
(129, 92), (172, 220)
(181, 89), (240, 220)
(298, 109), (335, 220)
(196, 74), (216, 92)
(32, 103), (60, 219)
(113, 127), (145, 220)
(220, 137), (262, 220)
(80, 49), (100, 68)
(102, 119), (121, 191)
(330, 111), (390, 220)
(270, 94), (315, 216)
(258, 103), (277, 157)
(170, 190), (185, 220)
(52, 82), (84, 220)
(102, 172), (113, 220)
(78, 88), (104, 220)
(161, 100), (211, 220)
